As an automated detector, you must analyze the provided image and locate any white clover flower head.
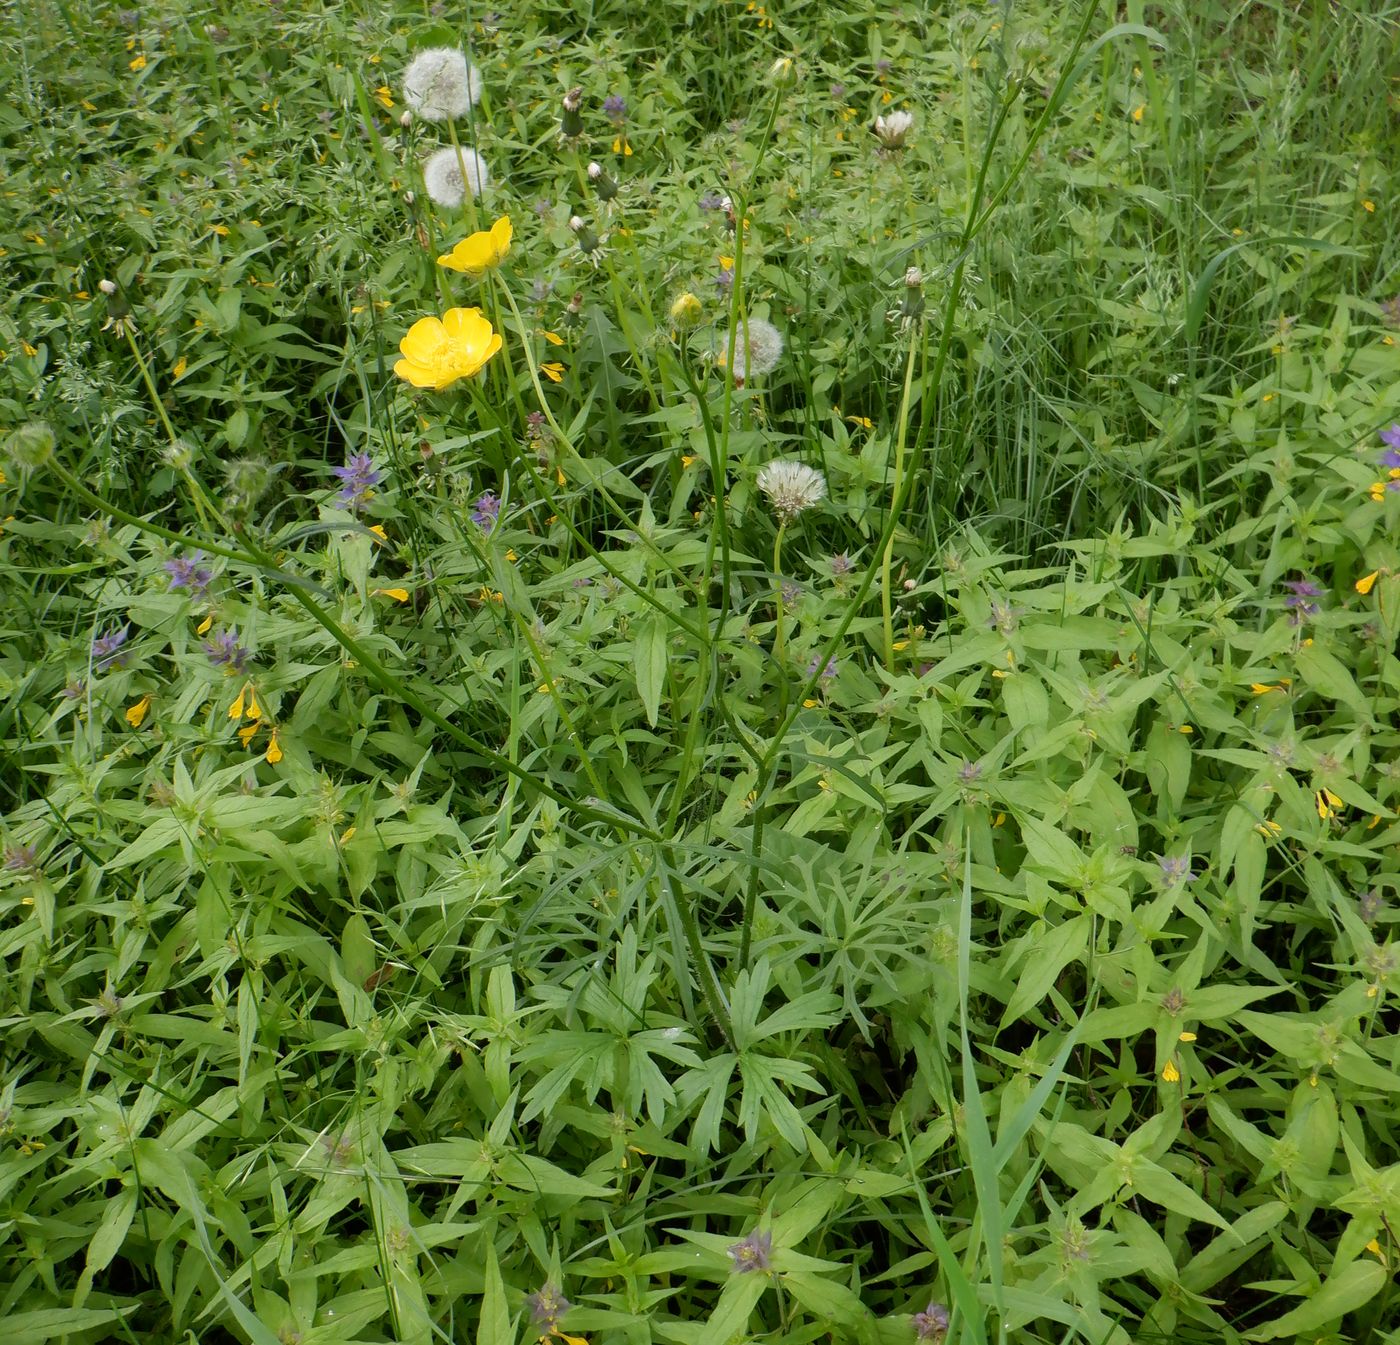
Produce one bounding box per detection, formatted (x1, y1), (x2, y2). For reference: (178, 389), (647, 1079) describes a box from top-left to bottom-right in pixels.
(718, 317), (784, 382)
(422, 146), (489, 207)
(757, 459), (826, 521)
(874, 109), (914, 149)
(402, 47), (481, 122)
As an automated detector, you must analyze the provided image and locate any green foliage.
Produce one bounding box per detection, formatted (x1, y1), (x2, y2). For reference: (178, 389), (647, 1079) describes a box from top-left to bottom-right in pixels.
(1, 1), (1399, 1343)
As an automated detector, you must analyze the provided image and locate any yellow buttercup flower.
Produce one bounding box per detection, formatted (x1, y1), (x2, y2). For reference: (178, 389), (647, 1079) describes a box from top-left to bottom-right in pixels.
(437, 216), (513, 277)
(394, 307), (502, 390)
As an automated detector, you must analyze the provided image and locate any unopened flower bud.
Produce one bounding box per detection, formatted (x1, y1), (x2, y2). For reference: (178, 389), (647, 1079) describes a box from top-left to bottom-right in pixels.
(569, 216), (601, 255)
(5, 420), (56, 471)
(904, 266), (923, 288)
(399, 110), (412, 128)
(874, 109), (915, 150)
(403, 189), (415, 205)
(669, 292), (702, 328)
(587, 162), (618, 201)
(98, 279), (117, 295)
(769, 57), (796, 87)
(561, 87), (584, 138)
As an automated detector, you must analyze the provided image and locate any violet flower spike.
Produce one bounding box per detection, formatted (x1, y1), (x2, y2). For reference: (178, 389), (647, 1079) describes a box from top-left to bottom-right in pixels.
(727, 1229), (773, 1274)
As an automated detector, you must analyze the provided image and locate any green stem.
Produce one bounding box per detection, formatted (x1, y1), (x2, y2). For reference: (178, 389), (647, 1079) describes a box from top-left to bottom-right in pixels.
(881, 333), (919, 669)
(772, 520), (788, 665)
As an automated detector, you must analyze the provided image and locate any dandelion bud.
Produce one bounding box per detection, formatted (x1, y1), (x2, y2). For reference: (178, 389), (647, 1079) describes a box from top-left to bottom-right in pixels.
(403, 189), (415, 205)
(98, 279), (117, 295)
(569, 215), (601, 255)
(669, 292), (702, 328)
(4, 420), (56, 472)
(874, 109), (914, 150)
(903, 578), (917, 592)
(904, 266), (923, 289)
(399, 110), (412, 129)
(561, 86), (584, 139)
(587, 162), (618, 201)
(567, 291), (584, 316)
(769, 57), (797, 87)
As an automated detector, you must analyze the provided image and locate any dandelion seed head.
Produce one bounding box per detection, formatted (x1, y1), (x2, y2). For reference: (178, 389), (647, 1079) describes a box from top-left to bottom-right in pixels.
(402, 47), (481, 122)
(718, 317), (784, 381)
(756, 459), (826, 521)
(422, 146), (489, 207)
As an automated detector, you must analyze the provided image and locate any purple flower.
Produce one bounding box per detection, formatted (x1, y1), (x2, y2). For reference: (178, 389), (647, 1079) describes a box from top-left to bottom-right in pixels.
(829, 551), (853, 577)
(1360, 888), (1384, 925)
(912, 1304), (950, 1341)
(61, 680), (86, 700)
(471, 491), (501, 534)
(715, 268), (735, 294)
(1382, 449), (1400, 470)
(829, 82), (846, 101)
(958, 759), (982, 784)
(331, 452), (382, 512)
(3, 844), (40, 875)
(875, 58), (892, 75)
(1158, 854), (1195, 885)
(727, 1229), (772, 1274)
(163, 551), (213, 597)
(203, 629), (249, 673)
(603, 94), (626, 122)
(698, 191), (725, 211)
(1381, 424), (1400, 450)
(92, 625), (129, 670)
(533, 197), (553, 217)
(526, 1285), (570, 1329)
(780, 579), (803, 607)
(1283, 579), (1323, 624)
(806, 654), (838, 682)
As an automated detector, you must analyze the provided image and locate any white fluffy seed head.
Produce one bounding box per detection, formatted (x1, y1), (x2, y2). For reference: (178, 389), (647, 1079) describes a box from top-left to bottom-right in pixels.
(422, 146), (489, 206)
(402, 47), (481, 122)
(756, 459), (826, 521)
(718, 317), (784, 381)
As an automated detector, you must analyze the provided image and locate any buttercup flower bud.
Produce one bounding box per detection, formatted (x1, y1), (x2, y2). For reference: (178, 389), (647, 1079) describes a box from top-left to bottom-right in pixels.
(669, 292), (702, 328)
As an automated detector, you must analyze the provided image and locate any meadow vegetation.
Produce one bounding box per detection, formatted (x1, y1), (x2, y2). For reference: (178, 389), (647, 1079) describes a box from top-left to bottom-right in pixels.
(1, 1), (1399, 1342)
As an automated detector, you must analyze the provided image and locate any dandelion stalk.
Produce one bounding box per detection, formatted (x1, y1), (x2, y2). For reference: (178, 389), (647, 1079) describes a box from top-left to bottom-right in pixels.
(881, 328), (921, 669)
(771, 520), (788, 664)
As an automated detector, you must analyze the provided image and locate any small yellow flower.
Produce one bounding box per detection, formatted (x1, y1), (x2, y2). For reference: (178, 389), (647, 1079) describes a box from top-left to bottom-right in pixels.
(541, 362), (565, 383)
(1369, 481), (1388, 503)
(803, 698), (818, 708)
(1316, 787), (1343, 820)
(196, 613), (214, 635)
(245, 688), (261, 720)
(1363, 200), (1376, 213)
(680, 454), (697, 469)
(368, 524), (388, 542)
(1179, 1031), (1197, 1042)
(172, 356), (188, 380)
(437, 216), (513, 277)
(375, 85), (394, 109)
(373, 587), (411, 602)
(129, 53), (147, 71)
(1161, 1060), (1180, 1083)
(719, 255), (734, 270)
(1250, 682), (1282, 695)
(212, 224), (229, 237)
(265, 728), (283, 764)
(543, 330), (565, 346)
(237, 722), (259, 748)
(394, 307), (503, 390)
(1131, 104), (1145, 123)
(20, 340), (37, 357)
(125, 695), (151, 728)
(229, 685), (246, 720)
(505, 549), (518, 562)
(1256, 819), (1282, 837)
(1356, 570), (1380, 595)
(846, 415), (873, 429)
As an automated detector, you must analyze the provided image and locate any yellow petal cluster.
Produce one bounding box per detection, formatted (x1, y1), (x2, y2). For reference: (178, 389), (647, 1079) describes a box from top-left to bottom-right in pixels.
(394, 307), (502, 390)
(437, 217), (513, 277)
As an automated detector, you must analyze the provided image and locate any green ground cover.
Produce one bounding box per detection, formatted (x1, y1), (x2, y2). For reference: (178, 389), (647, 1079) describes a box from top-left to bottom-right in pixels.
(1, 0), (1399, 1341)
